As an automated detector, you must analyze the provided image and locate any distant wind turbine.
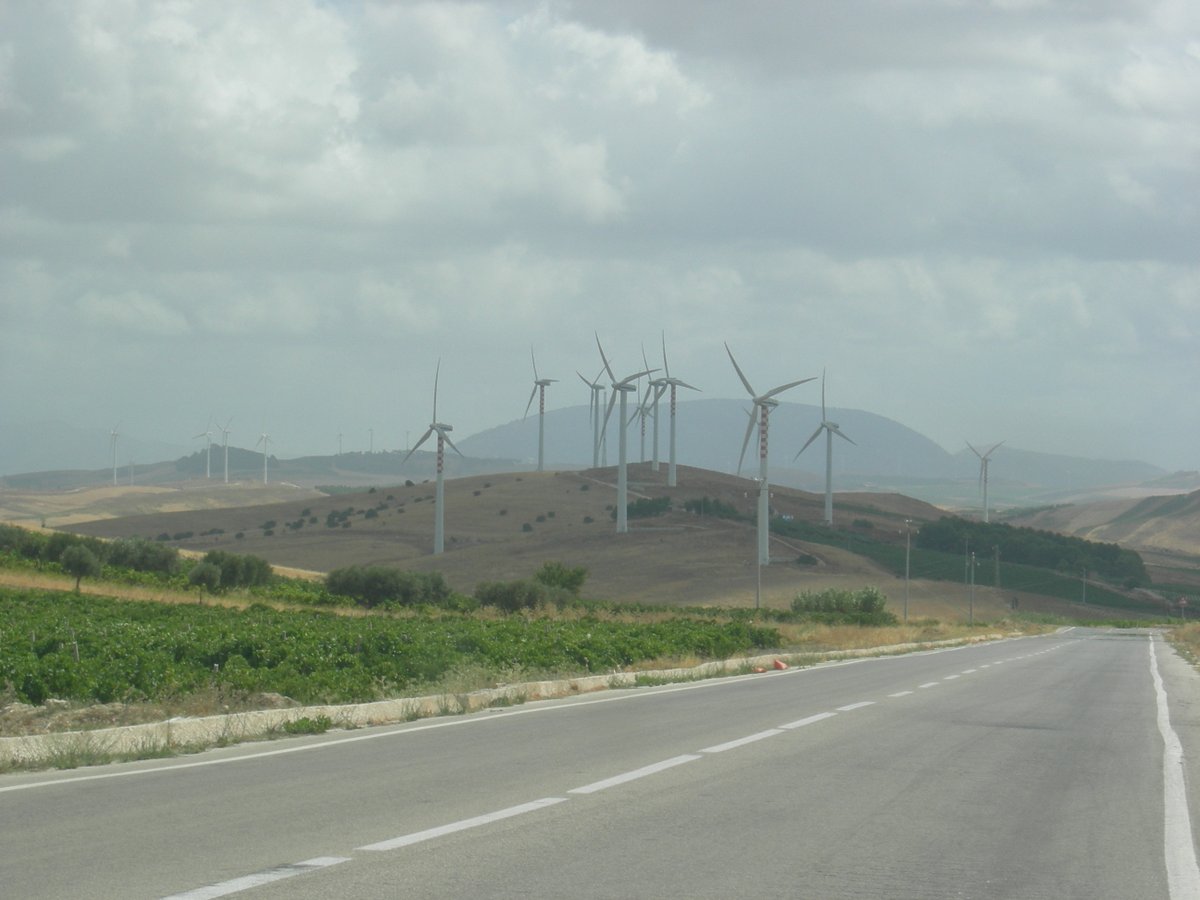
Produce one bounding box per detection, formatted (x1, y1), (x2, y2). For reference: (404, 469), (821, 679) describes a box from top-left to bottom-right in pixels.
(403, 359), (462, 554)
(578, 368), (606, 469)
(193, 420), (214, 479)
(795, 369), (856, 527)
(109, 423), (120, 486)
(659, 333), (699, 487)
(967, 440), (1004, 523)
(524, 348), (557, 472)
(255, 431), (272, 485)
(726, 343), (815, 566)
(597, 335), (656, 534)
(218, 418), (233, 484)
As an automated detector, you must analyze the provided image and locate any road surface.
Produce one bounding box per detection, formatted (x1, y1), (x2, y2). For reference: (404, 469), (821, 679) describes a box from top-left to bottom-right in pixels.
(2, 628), (1198, 899)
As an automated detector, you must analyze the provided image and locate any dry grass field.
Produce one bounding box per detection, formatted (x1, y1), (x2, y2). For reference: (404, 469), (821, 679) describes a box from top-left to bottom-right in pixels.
(0, 463), (1137, 622)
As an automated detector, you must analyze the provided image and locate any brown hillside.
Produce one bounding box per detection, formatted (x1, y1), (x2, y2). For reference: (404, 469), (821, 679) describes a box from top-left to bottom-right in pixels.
(55, 464), (949, 608)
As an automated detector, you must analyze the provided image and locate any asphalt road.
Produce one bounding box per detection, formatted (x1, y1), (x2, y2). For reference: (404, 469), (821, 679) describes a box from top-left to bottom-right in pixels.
(3, 628), (1198, 899)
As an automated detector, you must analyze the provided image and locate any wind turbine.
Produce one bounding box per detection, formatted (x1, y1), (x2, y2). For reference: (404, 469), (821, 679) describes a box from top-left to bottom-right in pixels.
(109, 423), (120, 486)
(524, 348), (557, 472)
(967, 440), (1004, 523)
(218, 418), (233, 483)
(255, 431), (272, 485)
(658, 334), (699, 487)
(597, 335), (655, 534)
(726, 343), (815, 566)
(193, 420), (214, 479)
(403, 360), (462, 554)
(795, 369), (856, 527)
(578, 368), (606, 469)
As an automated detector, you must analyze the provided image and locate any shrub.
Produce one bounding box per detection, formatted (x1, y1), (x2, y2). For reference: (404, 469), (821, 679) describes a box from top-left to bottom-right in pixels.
(613, 496), (671, 520)
(522, 523), (533, 532)
(791, 587), (897, 626)
(475, 579), (544, 612)
(534, 562), (587, 596)
(188, 562), (222, 593)
(202, 550), (272, 589)
(325, 566), (453, 609)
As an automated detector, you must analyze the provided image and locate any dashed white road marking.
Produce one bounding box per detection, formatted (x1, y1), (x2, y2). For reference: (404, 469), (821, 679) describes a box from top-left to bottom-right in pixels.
(358, 798), (566, 852)
(836, 701), (875, 711)
(780, 711), (838, 730)
(161, 857), (350, 900)
(569, 755), (702, 795)
(943, 674), (960, 680)
(701, 729), (785, 754)
(889, 691), (914, 698)
(918, 682), (940, 689)
(962, 669), (978, 674)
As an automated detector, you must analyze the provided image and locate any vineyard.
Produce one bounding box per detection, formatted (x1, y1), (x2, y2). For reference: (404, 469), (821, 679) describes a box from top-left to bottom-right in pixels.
(0, 587), (781, 708)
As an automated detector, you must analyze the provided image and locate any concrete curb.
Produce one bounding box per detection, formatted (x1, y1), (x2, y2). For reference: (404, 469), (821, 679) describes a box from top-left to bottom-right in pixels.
(0, 633), (1008, 767)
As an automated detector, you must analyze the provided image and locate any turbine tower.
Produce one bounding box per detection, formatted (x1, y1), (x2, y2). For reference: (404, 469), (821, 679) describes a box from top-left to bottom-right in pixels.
(597, 335), (655, 534)
(967, 440), (1004, 523)
(659, 333), (699, 487)
(218, 418), (232, 484)
(578, 369), (606, 469)
(726, 343), (815, 566)
(109, 423), (120, 486)
(403, 360), (462, 554)
(193, 420), (214, 479)
(525, 348), (557, 472)
(255, 432), (272, 484)
(795, 369), (856, 527)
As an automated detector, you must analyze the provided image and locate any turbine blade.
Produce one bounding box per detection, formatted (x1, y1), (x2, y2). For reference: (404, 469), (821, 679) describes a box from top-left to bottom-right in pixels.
(601, 386), (619, 437)
(737, 406), (758, 475)
(794, 426), (824, 460)
(432, 359), (441, 422)
(524, 384), (538, 420)
(725, 343), (756, 397)
(984, 440), (1005, 458)
(821, 368), (827, 420)
(442, 429), (464, 458)
(531, 346), (539, 382)
(618, 368), (657, 388)
(761, 376), (816, 400)
(661, 331), (670, 379)
(830, 425), (856, 446)
(595, 334), (616, 383)
(401, 428), (435, 465)
(966, 441), (982, 459)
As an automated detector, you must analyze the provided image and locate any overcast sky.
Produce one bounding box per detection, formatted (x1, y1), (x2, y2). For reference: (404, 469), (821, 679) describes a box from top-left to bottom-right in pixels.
(2, 0), (1197, 473)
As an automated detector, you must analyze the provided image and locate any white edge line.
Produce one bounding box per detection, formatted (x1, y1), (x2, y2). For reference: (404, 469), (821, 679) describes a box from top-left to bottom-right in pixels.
(780, 711), (837, 730)
(161, 857), (350, 900)
(357, 798), (566, 852)
(1149, 637), (1200, 899)
(836, 701), (876, 712)
(701, 729), (784, 754)
(568, 755), (701, 795)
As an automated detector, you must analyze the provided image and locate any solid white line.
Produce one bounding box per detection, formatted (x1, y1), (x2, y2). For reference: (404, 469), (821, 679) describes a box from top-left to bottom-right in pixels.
(701, 729), (784, 754)
(1149, 638), (1200, 899)
(888, 691), (914, 698)
(569, 755), (702, 795)
(779, 712), (837, 729)
(357, 798), (566, 851)
(836, 701), (875, 711)
(918, 682), (939, 689)
(161, 857), (350, 899)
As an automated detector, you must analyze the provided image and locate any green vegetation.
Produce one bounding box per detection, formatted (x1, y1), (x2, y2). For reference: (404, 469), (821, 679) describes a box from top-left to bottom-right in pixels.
(614, 496), (672, 520)
(0, 587), (782, 707)
(59, 546), (101, 593)
(325, 566), (455, 609)
(791, 587), (898, 626)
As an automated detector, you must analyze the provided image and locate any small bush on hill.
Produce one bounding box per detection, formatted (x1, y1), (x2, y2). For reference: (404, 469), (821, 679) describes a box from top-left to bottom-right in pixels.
(476, 579), (544, 612)
(326, 565), (454, 609)
(533, 561), (588, 596)
(791, 587), (898, 626)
